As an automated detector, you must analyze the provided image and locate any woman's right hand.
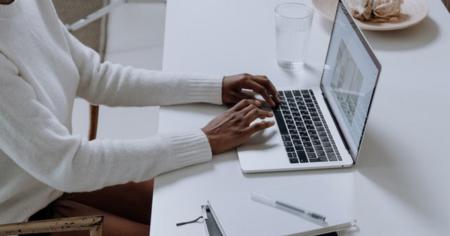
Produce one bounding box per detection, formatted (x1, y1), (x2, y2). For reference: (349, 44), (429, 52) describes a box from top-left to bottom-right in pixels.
(201, 99), (275, 155)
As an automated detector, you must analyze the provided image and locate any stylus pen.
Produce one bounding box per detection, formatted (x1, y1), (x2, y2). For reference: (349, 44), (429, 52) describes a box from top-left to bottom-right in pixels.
(251, 193), (327, 224)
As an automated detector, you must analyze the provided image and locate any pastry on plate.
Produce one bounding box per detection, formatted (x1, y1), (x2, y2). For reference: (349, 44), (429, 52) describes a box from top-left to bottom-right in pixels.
(346, 0), (404, 22)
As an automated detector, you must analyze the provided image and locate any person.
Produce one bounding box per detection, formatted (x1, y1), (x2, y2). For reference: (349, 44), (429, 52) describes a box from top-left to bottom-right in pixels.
(0, 0), (280, 235)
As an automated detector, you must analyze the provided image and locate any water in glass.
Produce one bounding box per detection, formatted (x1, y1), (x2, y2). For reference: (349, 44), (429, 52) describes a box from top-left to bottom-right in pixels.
(275, 3), (313, 70)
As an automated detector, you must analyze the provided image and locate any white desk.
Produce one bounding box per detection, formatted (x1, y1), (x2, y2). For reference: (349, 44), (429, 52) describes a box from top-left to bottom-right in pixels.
(151, 0), (450, 235)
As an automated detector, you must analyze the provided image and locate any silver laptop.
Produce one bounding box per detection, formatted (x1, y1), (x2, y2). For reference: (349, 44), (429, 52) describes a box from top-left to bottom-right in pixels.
(237, 1), (381, 173)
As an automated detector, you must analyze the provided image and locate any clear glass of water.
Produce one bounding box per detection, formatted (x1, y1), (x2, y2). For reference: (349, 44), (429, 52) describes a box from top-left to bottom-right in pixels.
(275, 3), (314, 70)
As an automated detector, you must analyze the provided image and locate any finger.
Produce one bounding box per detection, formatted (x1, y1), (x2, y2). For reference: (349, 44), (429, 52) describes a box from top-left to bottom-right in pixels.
(238, 103), (257, 115)
(237, 90), (256, 100)
(224, 91), (252, 106)
(235, 90), (269, 106)
(233, 91), (259, 103)
(231, 99), (262, 111)
(238, 92), (256, 100)
(244, 108), (273, 124)
(253, 75), (281, 103)
(242, 79), (276, 107)
(238, 102), (270, 118)
(243, 121), (275, 136)
(239, 96), (266, 106)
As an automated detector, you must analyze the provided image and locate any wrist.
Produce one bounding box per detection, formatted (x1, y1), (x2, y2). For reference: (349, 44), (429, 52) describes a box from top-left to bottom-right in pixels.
(222, 76), (227, 104)
(201, 128), (215, 155)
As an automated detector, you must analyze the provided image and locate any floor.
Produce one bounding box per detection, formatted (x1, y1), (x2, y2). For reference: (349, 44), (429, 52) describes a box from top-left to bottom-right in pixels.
(71, 2), (165, 139)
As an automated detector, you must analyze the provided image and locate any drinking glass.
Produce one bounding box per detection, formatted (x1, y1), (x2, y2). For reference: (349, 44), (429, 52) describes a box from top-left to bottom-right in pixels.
(275, 3), (314, 70)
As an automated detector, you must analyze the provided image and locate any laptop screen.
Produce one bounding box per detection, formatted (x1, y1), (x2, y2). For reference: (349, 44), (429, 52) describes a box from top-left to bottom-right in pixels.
(320, 1), (381, 160)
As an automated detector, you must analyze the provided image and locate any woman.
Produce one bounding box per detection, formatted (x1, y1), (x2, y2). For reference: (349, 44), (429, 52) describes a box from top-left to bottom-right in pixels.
(0, 0), (280, 235)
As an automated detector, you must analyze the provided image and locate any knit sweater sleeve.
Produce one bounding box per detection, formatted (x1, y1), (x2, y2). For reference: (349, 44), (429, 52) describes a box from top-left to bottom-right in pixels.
(0, 54), (212, 193)
(61, 25), (223, 106)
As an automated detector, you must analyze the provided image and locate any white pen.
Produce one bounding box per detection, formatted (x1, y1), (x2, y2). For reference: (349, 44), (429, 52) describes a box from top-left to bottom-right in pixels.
(251, 193), (327, 224)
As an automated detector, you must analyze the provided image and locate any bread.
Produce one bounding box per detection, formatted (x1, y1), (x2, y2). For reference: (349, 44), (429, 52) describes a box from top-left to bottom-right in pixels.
(346, 0), (404, 22)
(347, 0), (373, 21)
(373, 0), (403, 18)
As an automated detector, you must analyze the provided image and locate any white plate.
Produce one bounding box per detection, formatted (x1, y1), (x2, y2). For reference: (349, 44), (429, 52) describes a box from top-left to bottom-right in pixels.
(312, 0), (428, 31)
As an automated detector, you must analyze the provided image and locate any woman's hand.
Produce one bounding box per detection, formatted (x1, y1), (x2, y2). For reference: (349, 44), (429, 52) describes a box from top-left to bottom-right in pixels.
(202, 99), (275, 155)
(222, 74), (281, 107)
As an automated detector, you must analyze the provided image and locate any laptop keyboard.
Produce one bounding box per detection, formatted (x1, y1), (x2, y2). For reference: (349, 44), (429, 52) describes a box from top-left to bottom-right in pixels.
(273, 90), (342, 164)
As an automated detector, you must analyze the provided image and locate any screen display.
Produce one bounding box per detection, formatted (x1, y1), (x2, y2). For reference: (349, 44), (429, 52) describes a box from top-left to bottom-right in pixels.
(321, 2), (381, 159)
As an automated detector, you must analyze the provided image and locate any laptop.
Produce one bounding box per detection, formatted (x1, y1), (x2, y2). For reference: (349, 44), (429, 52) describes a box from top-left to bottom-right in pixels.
(237, 1), (381, 173)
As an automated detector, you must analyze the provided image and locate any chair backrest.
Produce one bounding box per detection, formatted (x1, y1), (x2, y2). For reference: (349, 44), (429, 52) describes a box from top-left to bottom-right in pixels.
(53, 0), (109, 140)
(444, 0), (450, 11)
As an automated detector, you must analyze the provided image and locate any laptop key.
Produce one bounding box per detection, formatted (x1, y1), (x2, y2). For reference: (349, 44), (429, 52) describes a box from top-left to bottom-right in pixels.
(293, 140), (302, 146)
(294, 146), (304, 153)
(303, 141), (312, 148)
(306, 124), (315, 130)
(317, 150), (326, 156)
(306, 152), (316, 158)
(292, 112), (301, 117)
(284, 141), (293, 147)
(287, 152), (299, 163)
(296, 151), (308, 163)
(273, 108), (288, 135)
(299, 131), (308, 137)
(312, 140), (321, 146)
(328, 154), (338, 161)
(314, 145), (324, 151)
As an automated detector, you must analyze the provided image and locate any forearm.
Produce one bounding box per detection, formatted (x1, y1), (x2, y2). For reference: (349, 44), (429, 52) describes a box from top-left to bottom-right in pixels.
(77, 62), (223, 106)
(0, 58), (213, 193)
(64, 25), (223, 106)
(50, 130), (212, 192)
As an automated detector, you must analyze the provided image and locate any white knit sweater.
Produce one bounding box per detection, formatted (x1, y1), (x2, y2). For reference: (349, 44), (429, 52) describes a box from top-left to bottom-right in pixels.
(0, 0), (223, 223)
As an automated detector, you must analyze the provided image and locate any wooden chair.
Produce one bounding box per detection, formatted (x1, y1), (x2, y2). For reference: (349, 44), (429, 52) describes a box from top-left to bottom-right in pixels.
(0, 216), (103, 236)
(0, 1), (108, 235)
(53, 0), (109, 141)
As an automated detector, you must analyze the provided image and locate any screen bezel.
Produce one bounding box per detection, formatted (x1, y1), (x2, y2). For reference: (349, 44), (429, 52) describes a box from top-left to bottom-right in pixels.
(319, 0), (382, 162)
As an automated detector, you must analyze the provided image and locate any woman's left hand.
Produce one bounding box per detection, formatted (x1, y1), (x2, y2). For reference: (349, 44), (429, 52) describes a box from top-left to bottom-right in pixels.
(222, 73), (281, 107)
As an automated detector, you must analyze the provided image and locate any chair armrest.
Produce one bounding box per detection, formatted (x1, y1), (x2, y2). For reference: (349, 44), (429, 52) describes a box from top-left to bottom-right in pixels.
(0, 215), (103, 236)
